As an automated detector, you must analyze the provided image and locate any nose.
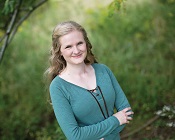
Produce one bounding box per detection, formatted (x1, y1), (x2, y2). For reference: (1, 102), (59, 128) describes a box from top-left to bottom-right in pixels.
(73, 46), (79, 54)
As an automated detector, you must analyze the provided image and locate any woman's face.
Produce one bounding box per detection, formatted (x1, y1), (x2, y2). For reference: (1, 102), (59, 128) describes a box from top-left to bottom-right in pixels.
(59, 30), (87, 66)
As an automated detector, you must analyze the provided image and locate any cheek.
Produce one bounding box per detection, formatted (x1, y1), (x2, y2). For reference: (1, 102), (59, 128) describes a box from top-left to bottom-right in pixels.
(83, 44), (88, 52)
(83, 47), (88, 56)
(61, 50), (72, 57)
(60, 47), (67, 56)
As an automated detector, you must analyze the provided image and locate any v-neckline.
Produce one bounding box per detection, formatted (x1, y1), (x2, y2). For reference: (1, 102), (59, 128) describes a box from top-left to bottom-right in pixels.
(57, 64), (98, 91)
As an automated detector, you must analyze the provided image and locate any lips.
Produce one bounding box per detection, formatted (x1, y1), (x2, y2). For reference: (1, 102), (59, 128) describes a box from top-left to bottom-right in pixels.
(72, 53), (82, 58)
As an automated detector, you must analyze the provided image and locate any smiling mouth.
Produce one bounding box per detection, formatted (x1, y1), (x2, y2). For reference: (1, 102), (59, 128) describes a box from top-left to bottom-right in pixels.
(72, 54), (82, 58)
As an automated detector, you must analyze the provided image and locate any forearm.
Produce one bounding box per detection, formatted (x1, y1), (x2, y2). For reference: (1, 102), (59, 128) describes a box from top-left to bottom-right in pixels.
(58, 116), (119, 140)
(112, 124), (125, 133)
(50, 87), (121, 140)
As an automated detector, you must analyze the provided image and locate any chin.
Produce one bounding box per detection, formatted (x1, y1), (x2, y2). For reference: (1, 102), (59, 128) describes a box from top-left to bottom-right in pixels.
(73, 61), (85, 65)
(71, 57), (86, 64)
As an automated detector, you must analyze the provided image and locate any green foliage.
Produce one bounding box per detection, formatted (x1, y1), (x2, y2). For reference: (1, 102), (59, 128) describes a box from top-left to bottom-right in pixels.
(2, 0), (15, 15)
(108, 0), (126, 16)
(0, 0), (47, 30)
(0, 0), (174, 139)
(86, 0), (175, 138)
(87, 0), (175, 111)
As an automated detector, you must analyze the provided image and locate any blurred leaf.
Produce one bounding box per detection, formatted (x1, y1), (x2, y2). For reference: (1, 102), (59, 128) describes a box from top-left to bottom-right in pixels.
(2, 0), (15, 15)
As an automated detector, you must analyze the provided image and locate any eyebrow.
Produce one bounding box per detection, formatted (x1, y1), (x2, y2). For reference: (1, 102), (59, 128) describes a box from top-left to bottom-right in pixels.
(77, 41), (83, 45)
(64, 41), (84, 48)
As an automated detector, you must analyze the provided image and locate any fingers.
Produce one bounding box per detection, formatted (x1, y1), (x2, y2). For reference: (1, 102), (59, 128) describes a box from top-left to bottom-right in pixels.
(123, 107), (134, 124)
(123, 107), (133, 114)
(123, 107), (134, 114)
(126, 117), (132, 124)
(126, 111), (134, 116)
(113, 107), (134, 125)
(123, 107), (131, 112)
(127, 116), (133, 121)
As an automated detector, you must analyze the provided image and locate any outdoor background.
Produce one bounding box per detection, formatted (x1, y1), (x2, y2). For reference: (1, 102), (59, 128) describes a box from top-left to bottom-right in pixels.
(0, 0), (175, 139)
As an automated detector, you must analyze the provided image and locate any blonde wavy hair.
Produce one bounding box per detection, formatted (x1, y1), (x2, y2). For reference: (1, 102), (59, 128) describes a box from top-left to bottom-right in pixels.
(45, 21), (97, 82)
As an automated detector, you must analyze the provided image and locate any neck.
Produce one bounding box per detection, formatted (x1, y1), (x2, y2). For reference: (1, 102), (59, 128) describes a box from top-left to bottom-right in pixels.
(64, 63), (88, 76)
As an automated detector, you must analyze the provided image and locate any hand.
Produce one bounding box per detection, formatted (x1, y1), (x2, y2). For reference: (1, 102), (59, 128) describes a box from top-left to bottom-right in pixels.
(113, 107), (134, 125)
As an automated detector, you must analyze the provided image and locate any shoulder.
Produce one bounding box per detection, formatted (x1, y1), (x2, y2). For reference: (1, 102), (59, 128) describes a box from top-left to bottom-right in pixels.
(49, 76), (68, 94)
(92, 63), (116, 80)
(92, 63), (112, 73)
(50, 76), (61, 89)
(49, 76), (61, 93)
(49, 76), (72, 100)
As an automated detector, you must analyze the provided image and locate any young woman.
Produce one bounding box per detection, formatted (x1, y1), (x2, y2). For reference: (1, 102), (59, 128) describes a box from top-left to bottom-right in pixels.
(46, 21), (134, 140)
